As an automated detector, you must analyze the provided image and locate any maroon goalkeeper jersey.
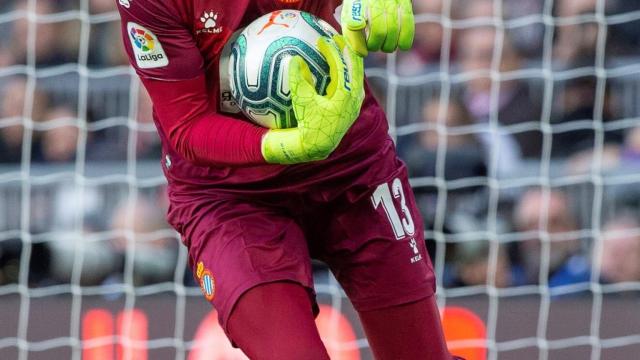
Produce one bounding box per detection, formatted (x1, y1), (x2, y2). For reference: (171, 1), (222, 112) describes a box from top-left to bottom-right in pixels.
(117, 0), (392, 193)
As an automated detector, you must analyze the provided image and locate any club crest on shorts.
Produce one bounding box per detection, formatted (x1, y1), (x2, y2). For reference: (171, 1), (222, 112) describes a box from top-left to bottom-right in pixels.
(196, 261), (215, 301)
(196, 261), (205, 278)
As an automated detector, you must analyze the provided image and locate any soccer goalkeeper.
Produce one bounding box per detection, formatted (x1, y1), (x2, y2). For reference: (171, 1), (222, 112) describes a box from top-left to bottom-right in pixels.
(117, 0), (456, 358)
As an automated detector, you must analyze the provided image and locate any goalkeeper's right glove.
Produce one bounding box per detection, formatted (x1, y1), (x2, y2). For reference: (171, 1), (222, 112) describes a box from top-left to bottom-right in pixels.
(261, 35), (365, 164)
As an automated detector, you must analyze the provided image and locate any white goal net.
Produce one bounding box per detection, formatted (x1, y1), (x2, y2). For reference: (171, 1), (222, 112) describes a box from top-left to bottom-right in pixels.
(1, 0), (640, 359)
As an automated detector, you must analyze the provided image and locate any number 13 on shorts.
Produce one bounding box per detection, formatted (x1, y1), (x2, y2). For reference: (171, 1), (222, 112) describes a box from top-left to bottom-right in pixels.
(371, 177), (416, 240)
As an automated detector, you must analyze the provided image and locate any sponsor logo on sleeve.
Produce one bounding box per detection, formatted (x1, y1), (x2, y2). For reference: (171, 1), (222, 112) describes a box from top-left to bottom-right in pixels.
(127, 22), (169, 69)
(118, 0), (131, 8)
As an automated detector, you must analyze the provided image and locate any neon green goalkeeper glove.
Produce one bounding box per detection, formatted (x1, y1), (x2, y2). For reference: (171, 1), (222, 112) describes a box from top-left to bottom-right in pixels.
(261, 35), (365, 164)
(341, 0), (415, 56)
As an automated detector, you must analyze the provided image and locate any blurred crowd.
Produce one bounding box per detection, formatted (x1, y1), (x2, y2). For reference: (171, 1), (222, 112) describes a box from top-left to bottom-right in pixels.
(390, 0), (640, 292)
(1, 0), (640, 296)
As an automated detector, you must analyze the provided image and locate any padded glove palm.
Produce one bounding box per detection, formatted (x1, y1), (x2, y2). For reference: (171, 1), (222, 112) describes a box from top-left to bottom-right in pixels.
(262, 35), (365, 164)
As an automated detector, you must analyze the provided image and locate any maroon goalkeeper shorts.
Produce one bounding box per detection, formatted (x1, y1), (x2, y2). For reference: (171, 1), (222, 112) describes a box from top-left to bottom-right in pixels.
(170, 145), (436, 335)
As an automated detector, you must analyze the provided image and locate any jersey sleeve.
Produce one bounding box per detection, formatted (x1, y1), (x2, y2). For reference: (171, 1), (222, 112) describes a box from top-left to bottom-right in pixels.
(117, 0), (267, 166)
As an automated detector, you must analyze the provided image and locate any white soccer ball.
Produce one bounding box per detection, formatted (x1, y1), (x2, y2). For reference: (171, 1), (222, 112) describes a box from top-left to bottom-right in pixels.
(228, 10), (339, 129)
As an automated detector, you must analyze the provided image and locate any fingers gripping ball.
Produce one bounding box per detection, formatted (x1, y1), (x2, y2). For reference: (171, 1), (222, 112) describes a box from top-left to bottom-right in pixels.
(262, 35), (365, 164)
(341, 0), (415, 56)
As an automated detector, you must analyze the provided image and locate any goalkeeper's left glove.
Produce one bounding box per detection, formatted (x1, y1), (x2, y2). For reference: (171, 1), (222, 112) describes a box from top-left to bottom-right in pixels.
(341, 0), (415, 56)
(261, 35), (365, 164)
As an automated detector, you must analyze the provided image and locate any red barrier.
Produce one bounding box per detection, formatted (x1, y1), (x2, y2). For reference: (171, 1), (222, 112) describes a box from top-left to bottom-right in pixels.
(82, 304), (485, 360)
(442, 306), (487, 360)
(315, 304), (360, 360)
(116, 310), (148, 360)
(82, 309), (114, 360)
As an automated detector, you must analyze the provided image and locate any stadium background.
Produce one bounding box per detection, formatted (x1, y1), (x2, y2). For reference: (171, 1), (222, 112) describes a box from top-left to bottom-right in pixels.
(1, 0), (640, 359)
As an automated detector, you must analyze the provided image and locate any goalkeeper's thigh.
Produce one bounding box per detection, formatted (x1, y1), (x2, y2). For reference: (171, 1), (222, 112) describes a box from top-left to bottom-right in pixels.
(227, 282), (329, 360)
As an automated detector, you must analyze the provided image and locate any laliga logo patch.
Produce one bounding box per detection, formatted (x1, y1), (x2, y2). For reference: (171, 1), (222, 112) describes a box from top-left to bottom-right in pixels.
(130, 27), (155, 52)
(127, 22), (168, 69)
(196, 261), (216, 301)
